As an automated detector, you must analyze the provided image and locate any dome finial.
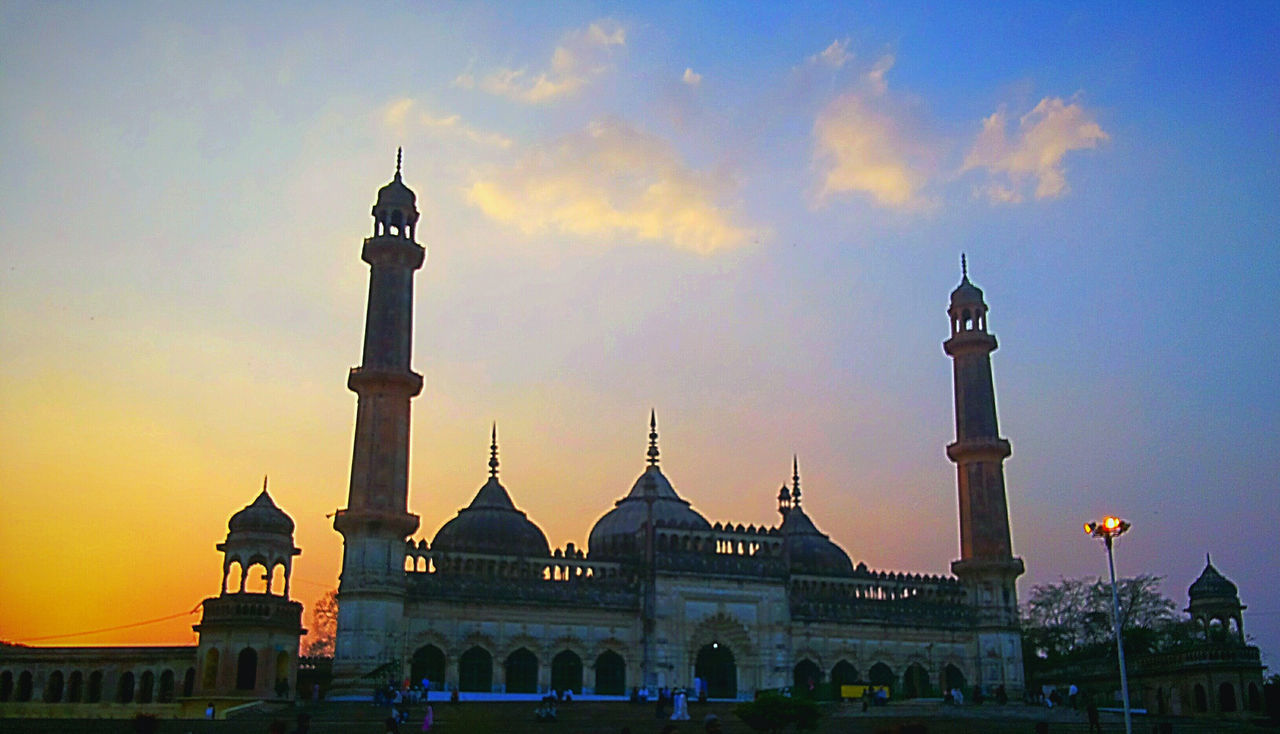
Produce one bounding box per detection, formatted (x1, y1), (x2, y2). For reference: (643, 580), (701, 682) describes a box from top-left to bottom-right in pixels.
(395, 146), (403, 180)
(961, 252), (968, 280)
(262, 474), (268, 494)
(647, 409), (660, 467)
(489, 422), (500, 478)
(792, 454), (802, 506)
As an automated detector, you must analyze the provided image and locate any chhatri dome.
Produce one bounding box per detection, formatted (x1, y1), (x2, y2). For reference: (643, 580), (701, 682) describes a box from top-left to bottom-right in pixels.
(371, 147), (420, 240)
(777, 457), (854, 577)
(228, 481), (295, 536)
(949, 253), (985, 307)
(431, 425), (551, 557)
(588, 412), (712, 558)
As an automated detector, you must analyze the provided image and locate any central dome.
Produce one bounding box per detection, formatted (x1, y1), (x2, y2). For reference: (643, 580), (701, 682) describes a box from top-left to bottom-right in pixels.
(588, 465), (712, 558)
(431, 427), (550, 558)
(432, 476), (550, 557)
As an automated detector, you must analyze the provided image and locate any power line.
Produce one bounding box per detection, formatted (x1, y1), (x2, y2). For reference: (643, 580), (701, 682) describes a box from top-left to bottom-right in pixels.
(9, 603), (203, 644)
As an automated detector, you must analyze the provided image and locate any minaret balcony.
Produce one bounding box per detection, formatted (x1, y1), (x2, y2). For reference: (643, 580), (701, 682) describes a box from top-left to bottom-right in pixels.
(194, 594), (304, 634)
(946, 437), (1012, 462)
(362, 236), (426, 269)
(333, 507), (420, 538)
(943, 330), (997, 356)
(348, 366), (424, 396)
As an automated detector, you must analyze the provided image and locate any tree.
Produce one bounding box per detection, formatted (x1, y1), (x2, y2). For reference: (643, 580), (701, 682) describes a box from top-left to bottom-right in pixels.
(1022, 574), (1177, 660)
(302, 589), (337, 658)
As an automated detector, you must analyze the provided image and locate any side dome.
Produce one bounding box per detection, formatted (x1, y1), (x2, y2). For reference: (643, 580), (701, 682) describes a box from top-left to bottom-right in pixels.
(432, 476), (551, 557)
(588, 466), (712, 558)
(1188, 558), (1239, 601)
(228, 490), (294, 536)
(781, 505), (853, 577)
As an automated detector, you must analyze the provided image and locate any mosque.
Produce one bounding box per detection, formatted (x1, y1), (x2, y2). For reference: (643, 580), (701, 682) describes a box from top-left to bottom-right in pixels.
(325, 154), (1027, 701)
(0, 155), (1266, 721)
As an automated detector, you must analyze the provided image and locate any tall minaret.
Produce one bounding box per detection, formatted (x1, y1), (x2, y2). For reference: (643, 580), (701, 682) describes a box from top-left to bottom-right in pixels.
(943, 256), (1025, 695)
(330, 150), (424, 695)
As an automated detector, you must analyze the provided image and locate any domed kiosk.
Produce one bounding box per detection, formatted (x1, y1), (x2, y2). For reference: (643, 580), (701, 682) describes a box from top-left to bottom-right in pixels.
(193, 479), (304, 709)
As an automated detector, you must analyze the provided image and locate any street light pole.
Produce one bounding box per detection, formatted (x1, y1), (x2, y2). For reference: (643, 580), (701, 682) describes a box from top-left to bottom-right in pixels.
(1085, 516), (1133, 734)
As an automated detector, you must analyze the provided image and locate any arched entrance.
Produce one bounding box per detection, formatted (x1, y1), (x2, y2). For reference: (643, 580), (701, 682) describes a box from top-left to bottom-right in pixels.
(116, 672), (134, 703)
(594, 651), (626, 695)
(203, 648), (220, 690)
(236, 648), (258, 691)
(458, 647), (492, 692)
(903, 663), (930, 698)
(695, 642), (736, 699)
(943, 663), (966, 692)
(505, 648), (538, 694)
(831, 661), (858, 689)
(1194, 683), (1207, 712)
(793, 659), (821, 695)
(158, 670), (175, 703)
(138, 670), (154, 703)
(869, 662), (895, 695)
(411, 645), (446, 689)
(43, 670), (64, 703)
(551, 650), (582, 694)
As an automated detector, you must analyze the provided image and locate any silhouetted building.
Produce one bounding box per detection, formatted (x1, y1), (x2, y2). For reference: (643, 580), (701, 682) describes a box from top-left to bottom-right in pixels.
(327, 156), (1026, 701)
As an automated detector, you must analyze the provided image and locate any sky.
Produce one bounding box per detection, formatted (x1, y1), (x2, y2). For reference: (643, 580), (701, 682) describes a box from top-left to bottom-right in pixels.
(1, 2), (1277, 667)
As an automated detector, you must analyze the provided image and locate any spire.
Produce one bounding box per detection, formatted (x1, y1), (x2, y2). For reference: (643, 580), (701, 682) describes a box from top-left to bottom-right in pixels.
(262, 474), (268, 495)
(395, 146), (403, 181)
(489, 422), (500, 478)
(646, 409), (660, 467)
(1206, 552), (1212, 566)
(961, 252), (968, 281)
(791, 455), (802, 506)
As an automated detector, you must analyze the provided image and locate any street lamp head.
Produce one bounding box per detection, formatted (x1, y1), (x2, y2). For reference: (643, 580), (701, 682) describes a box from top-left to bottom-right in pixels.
(1084, 516), (1131, 540)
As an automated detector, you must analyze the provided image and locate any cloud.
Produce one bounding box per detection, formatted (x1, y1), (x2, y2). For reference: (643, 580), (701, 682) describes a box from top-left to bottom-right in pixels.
(466, 119), (755, 254)
(813, 38), (851, 68)
(963, 96), (1108, 202)
(682, 67), (702, 86)
(458, 20), (626, 104)
(382, 98), (513, 149)
(812, 55), (936, 209)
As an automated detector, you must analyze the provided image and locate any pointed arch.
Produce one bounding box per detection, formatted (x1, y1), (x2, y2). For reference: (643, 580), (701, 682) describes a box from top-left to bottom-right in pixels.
(594, 650), (626, 695)
(458, 646), (492, 693)
(551, 650), (583, 694)
(504, 648), (538, 694)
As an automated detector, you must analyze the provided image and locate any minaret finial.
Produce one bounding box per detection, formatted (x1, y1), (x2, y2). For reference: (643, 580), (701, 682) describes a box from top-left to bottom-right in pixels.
(489, 422), (500, 478)
(791, 455), (801, 506)
(395, 147), (403, 180)
(961, 252), (968, 280)
(646, 409), (660, 467)
(1206, 552), (1211, 566)
(262, 475), (268, 493)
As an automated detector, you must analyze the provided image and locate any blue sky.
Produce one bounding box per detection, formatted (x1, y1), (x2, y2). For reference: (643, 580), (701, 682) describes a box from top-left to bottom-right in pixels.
(1, 2), (1277, 664)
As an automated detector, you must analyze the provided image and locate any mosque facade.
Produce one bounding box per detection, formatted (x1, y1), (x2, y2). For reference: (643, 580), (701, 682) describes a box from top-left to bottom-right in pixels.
(328, 157), (1028, 701)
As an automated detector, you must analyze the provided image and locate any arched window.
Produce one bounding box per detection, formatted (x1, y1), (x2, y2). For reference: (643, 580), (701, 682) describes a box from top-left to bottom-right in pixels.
(116, 671), (135, 703)
(594, 651), (625, 696)
(138, 670), (154, 703)
(236, 648), (258, 691)
(245, 563), (269, 594)
(158, 670), (175, 703)
(67, 671), (83, 703)
(458, 647), (492, 693)
(1194, 683), (1207, 712)
(203, 648), (221, 691)
(830, 660), (858, 689)
(903, 663), (930, 699)
(504, 648), (538, 694)
(225, 561), (243, 594)
(792, 659), (821, 695)
(0, 670), (12, 701)
(87, 671), (103, 703)
(270, 564), (287, 595)
(16, 671), (33, 702)
(1219, 682), (1236, 713)
(942, 663), (966, 692)
(551, 650), (582, 694)
(410, 645), (445, 689)
(43, 670), (64, 703)
(182, 668), (195, 698)
(275, 651), (290, 696)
